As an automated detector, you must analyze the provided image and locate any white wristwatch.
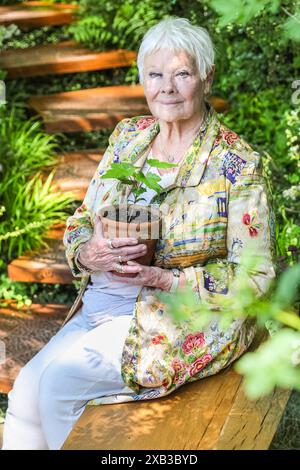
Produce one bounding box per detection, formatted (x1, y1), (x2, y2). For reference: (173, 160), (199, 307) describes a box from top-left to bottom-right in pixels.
(169, 268), (181, 293)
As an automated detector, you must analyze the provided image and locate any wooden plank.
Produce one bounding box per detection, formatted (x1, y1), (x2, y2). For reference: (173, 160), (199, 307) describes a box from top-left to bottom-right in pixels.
(62, 367), (242, 451)
(0, 2), (78, 29)
(23, 1), (78, 8)
(39, 150), (104, 239)
(7, 239), (73, 284)
(0, 301), (71, 319)
(28, 84), (150, 133)
(28, 87), (229, 133)
(45, 221), (66, 240)
(209, 96), (230, 113)
(0, 305), (68, 393)
(47, 149), (104, 200)
(0, 42), (137, 78)
(214, 386), (291, 450)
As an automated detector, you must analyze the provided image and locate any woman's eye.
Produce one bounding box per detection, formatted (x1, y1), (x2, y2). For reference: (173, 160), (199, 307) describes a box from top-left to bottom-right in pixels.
(148, 72), (189, 78)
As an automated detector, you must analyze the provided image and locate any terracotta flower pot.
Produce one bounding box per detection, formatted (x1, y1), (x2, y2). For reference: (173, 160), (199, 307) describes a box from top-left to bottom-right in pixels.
(98, 204), (162, 278)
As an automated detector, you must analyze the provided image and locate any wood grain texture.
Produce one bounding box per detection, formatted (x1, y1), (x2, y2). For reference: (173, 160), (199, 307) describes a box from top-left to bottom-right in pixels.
(0, 3), (77, 29)
(62, 367), (242, 450)
(46, 149), (104, 200)
(28, 86), (230, 133)
(62, 328), (286, 450)
(214, 386), (291, 450)
(0, 42), (136, 78)
(0, 301), (71, 318)
(0, 306), (68, 393)
(28, 85), (150, 133)
(45, 221), (66, 240)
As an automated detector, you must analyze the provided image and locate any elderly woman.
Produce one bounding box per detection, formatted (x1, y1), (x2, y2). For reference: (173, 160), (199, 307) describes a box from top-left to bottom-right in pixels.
(2, 17), (275, 450)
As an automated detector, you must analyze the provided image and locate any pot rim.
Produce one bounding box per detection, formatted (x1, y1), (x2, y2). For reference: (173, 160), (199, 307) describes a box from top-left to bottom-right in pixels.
(97, 204), (162, 225)
(98, 203), (161, 218)
(98, 204), (161, 232)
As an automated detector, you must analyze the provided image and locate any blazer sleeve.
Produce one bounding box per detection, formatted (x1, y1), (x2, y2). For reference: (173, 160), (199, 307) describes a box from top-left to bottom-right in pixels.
(63, 118), (131, 277)
(182, 152), (276, 301)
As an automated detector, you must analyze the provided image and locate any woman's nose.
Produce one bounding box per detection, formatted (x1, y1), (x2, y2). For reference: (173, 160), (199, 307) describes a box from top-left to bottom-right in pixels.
(161, 77), (175, 93)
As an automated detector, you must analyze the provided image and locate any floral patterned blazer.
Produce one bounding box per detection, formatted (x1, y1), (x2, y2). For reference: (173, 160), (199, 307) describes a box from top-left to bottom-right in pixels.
(60, 102), (276, 406)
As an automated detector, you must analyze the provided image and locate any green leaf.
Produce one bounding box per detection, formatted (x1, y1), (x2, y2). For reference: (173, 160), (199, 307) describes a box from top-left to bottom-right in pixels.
(273, 264), (300, 309)
(135, 172), (162, 192)
(283, 14), (300, 42)
(235, 329), (300, 399)
(100, 162), (136, 179)
(147, 158), (178, 169)
(133, 187), (147, 197)
(211, 0), (281, 27)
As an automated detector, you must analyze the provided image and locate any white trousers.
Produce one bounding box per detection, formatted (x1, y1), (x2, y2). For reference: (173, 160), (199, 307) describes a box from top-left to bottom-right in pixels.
(1, 307), (133, 450)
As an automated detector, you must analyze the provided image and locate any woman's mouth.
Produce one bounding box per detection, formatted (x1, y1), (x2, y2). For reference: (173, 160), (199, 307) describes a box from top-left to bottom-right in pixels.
(160, 101), (182, 105)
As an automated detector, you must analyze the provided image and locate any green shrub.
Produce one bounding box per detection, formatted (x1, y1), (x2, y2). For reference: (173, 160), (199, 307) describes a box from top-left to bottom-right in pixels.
(68, 0), (173, 51)
(0, 105), (73, 261)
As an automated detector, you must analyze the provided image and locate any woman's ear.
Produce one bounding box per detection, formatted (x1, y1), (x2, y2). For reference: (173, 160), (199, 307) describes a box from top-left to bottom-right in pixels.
(204, 65), (215, 94)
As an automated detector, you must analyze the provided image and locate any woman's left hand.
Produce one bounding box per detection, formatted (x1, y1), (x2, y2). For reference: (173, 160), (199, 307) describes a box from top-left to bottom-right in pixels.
(109, 261), (173, 291)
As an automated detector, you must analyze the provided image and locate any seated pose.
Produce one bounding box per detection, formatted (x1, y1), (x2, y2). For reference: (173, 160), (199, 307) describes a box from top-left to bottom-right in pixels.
(2, 17), (276, 450)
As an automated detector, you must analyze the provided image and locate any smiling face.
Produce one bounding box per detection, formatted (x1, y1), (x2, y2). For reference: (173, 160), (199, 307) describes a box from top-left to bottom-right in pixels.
(143, 48), (207, 123)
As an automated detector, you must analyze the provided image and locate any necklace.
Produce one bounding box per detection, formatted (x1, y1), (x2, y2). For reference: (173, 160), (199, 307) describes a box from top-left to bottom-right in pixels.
(158, 110), (208, 163)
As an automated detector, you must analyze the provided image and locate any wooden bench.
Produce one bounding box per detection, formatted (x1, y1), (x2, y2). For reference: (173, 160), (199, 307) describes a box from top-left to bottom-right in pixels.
(62, 330), (291, 450)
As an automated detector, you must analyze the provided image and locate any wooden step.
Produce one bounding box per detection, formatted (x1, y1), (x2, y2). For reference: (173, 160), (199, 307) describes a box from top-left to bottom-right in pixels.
(28, 84), (150, 133)
(45, 221), (66, 240)
(0, 2), (78, 29)
(0, 303), (70, 393)
(42, 149), (105, 238)
(0, 41), (137, 78)
(47, 148), (104, 200)
(28, 87), (229, 133)
(62, 330), (291, 450)
(7, 239), (73, 284)
(0, 300), (71, 319)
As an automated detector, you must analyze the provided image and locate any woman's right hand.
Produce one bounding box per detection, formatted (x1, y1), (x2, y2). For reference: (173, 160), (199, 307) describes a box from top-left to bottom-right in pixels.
(76, 217), (148, 273)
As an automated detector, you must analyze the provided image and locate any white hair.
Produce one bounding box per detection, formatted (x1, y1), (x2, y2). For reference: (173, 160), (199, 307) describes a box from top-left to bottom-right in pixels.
(137, 17), (215, 84)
